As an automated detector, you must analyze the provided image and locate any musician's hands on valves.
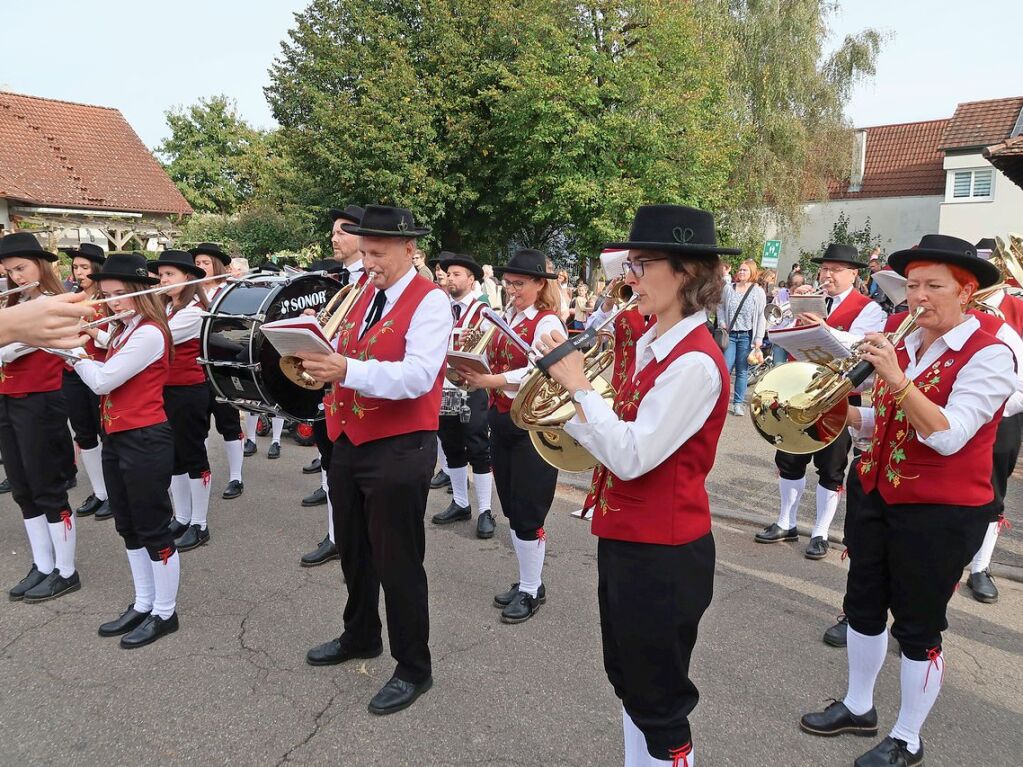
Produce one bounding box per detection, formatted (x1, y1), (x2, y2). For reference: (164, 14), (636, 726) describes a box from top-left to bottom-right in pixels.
(294, 351), (348, 384)
(0, 292), (92, 348)
(538, 330), (591, 394)
(857, 331), (903, 387)
(453, 366), (505, 391)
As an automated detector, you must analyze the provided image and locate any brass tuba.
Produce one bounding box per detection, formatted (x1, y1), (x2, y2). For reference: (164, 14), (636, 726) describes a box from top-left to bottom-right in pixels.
(279, 280), (368, 389)
(749, 307), (924, 454)
(510, 294), (640, 471)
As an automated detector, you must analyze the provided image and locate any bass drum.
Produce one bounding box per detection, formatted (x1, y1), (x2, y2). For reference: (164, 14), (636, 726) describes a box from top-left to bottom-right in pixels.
(200, 274), (340, 422)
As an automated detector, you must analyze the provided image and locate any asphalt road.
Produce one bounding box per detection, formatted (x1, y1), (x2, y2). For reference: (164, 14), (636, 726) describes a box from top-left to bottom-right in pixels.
(1, 417), (1020, 766)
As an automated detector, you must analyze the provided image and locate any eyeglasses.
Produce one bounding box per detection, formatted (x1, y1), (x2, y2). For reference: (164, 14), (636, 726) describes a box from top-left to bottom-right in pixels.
(622, 257), (668, 279)
(818, 265), (852, 274)
(502, 279), (529, 291)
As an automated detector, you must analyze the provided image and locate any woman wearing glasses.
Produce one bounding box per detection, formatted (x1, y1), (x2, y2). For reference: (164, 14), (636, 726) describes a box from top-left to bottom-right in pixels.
(541, 205), (736, 767)
(456, 249), (566, 624)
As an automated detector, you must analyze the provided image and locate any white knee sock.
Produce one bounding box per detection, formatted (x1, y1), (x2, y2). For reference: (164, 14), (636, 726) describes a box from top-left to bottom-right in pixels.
(47, 515), (76, 577)
(126, 547), (155, 613)
(889, 653), (942, 755)
(777, 476), (805, 529)
(321, 468), (329, 493)
(512, 529), (545, 598)
(225, 439), (244, 482)
(189, 475), (212, 529)
(473, 471), (493, 512)
(151, 551), (181, 619)
(449, 465), (469, 507)
(327, 495), (335, 544)
(970, 521), (999, 573)
(23, 515), (54, 574)
(843, 627), (888, 715)
(244, 412), (259, 441)
(812, 485), (841, 539)
(170, 473), (191, 525)
(437, 437), (448, 472)
(79, 445), (107, 500)
(271, 416), (284, 443)
(624, 707), (694, 766)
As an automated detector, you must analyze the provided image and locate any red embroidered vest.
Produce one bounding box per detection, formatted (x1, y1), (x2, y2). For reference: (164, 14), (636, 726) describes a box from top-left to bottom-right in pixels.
(326, 275), (445, 445)
(485, 309), (557, 413)
(997, 293), (1023, 338)
(166, 337), (205, 386)
(321, 272), (369, 422)
(100, 322), (170, 434)
(826, 289), (872, 332)
(0, 349), (65, 396)
(858, 322), (1004, 506)
(609, 309), (655, 392)
(587, 323), (729, 545)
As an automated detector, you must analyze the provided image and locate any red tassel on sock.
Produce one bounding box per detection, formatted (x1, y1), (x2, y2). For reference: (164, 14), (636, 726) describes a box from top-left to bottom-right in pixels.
(997, 514), (1012, 533)
(201, 469), (211, 487)
(668, 743), (692, 767)
(536, 527), (546, 545)
(158, 546), (173, 565)
(60, 509), (72, 540)
(840, 547), (850, 561)
(923, 647), (944, 692)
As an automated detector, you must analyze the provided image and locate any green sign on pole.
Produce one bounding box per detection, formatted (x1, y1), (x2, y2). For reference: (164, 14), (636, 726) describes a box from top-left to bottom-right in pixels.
(761, 239), (781, 269)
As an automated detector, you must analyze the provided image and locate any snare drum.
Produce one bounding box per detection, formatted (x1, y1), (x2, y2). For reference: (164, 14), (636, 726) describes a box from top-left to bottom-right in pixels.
(200, 274), (340, 422)
(440, 387), (470, 422)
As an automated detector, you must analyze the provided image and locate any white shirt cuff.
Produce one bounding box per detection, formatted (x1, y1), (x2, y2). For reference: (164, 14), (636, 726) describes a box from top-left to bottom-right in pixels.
(341, 356), (368, 391)
(916, 405), (965, 456)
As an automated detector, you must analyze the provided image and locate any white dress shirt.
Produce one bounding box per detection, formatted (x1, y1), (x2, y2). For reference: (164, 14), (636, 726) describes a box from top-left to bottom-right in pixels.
(340, 267), (453, 400)
(827, 287), (887, 347)
(167, 300), (204, 344)
(851, 315), (1016, 456)
(73, 316), (165, 396)
(490, 305), (566, 400)
(565, 310), (722, 480)
(343, 258), (364, 284)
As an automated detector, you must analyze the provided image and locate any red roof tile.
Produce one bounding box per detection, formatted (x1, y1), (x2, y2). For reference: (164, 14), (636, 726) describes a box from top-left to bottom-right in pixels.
(829, 119), (949, 199)
(940, 96), (1023, 151)
(985, 135), (1023, 191)
(0, 91), (192, 216)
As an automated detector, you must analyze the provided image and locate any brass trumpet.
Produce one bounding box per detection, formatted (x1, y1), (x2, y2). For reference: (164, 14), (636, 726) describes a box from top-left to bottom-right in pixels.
(447, 313), (497, 389)
(510, 294), (640, 471)
(765, 302), (791, 327)
(279, 280), (368, 389)
(749, 307), (925, 454)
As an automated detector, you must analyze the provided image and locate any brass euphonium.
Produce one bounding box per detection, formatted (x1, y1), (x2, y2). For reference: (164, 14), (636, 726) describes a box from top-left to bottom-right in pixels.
(510, 294), (640, 471)
(279, 280), (369, 389)
(749, 306), (925, 455)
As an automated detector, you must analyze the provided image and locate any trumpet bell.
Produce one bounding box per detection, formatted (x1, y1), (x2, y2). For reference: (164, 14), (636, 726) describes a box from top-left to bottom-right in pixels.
(749, 361), (850, 454)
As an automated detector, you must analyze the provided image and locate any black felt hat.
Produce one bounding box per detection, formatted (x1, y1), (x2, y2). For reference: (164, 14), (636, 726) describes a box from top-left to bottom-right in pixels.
(188, 242), (232, 267)
(89, 253), (160, 285)
(438, 251), (484, 283)
(975, 238), (997, 252)
(259, 260), (283, 274)
(0, 232), (58, 263)
(328, 205), (365, 226)
(811, 243), (869, 268)
(494, 249), (558, 280)
(605, 205), (741, 256)
(307, 258), (346, 275)
(888, 234), (1000, 289)
(61, 242), (106, 266)
(340, 205), (431, 238)
(147, 249), (206, 279)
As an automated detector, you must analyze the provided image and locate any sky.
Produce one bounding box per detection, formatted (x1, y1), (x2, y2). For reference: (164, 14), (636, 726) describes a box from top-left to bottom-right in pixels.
(1, 0), (1021, 151)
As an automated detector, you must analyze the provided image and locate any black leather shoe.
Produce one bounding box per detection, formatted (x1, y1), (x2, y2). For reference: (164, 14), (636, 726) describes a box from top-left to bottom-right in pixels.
(432, 501), (470, 525)
(429, 470), (450, 489)
(301, 537), (339, 567)
(120, 612), (179, 649)
(500, 591), (541, 623)
(98, 604), (150, 637)
(302, 457), (321, 474)
(476, 510), (496, 539)
(23, 570), (81, 603)
(755, 523), (798, 543)
(823, 614), (849, 648)
(8, 564), (47, 601)
(967, 569), (999, 603)
(306, 638), (383, 666)
(0, 477), (11, 493)
(75, 493), (103, 517)
(65, 476), (78, 491)
(799, 700), (878, 737)
(854, 737), (923, 767)
(222, 480), (244, 499)
(368, 675), (433, 715)
(168, 518), (190, 538)
(175, 524), (210, 552)
(243, 439), (257, 457)
(302, 487), (328, 507)
(493, 582), (546, 608)
(267, 441), (281, 459)
(93, 498), (113, 520)
(805, 536), (830, 560)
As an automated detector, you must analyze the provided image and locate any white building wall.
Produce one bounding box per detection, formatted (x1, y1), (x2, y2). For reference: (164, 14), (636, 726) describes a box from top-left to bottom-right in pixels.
(0, 199), (9, 231)
(939, 151), (1023, 241)
(766, 195), (942, 276)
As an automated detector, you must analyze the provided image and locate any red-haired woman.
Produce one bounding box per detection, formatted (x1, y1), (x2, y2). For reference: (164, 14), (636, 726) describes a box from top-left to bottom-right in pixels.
(800, 235), (1016, 767)
(0, 233), (79, 602)
(70, 253), (181, 648)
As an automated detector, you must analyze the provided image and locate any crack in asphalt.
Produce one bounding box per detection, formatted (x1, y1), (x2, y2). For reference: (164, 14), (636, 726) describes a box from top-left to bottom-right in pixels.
(275, 676), (348, 766)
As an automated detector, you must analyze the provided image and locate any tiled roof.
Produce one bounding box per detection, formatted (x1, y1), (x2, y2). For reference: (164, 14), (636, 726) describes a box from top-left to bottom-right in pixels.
(829, 119), (949, 199)
(940, 96), (1023, 151)
(0, 91), (192, 216)
(985, 135), (1023, 191)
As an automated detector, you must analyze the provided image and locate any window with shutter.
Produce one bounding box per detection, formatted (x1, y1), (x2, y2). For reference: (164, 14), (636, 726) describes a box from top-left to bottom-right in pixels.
(953, 171), (972, 198)
(947, 168), (995, 201)
(972, 169), (993, 197)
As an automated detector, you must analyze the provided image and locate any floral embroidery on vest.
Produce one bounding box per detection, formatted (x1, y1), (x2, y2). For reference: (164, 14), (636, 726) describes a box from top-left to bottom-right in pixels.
(101, 396), (118, 429)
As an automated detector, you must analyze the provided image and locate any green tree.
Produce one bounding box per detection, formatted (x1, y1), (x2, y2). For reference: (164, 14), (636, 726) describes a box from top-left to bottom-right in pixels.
(796, 210), (887, 274)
